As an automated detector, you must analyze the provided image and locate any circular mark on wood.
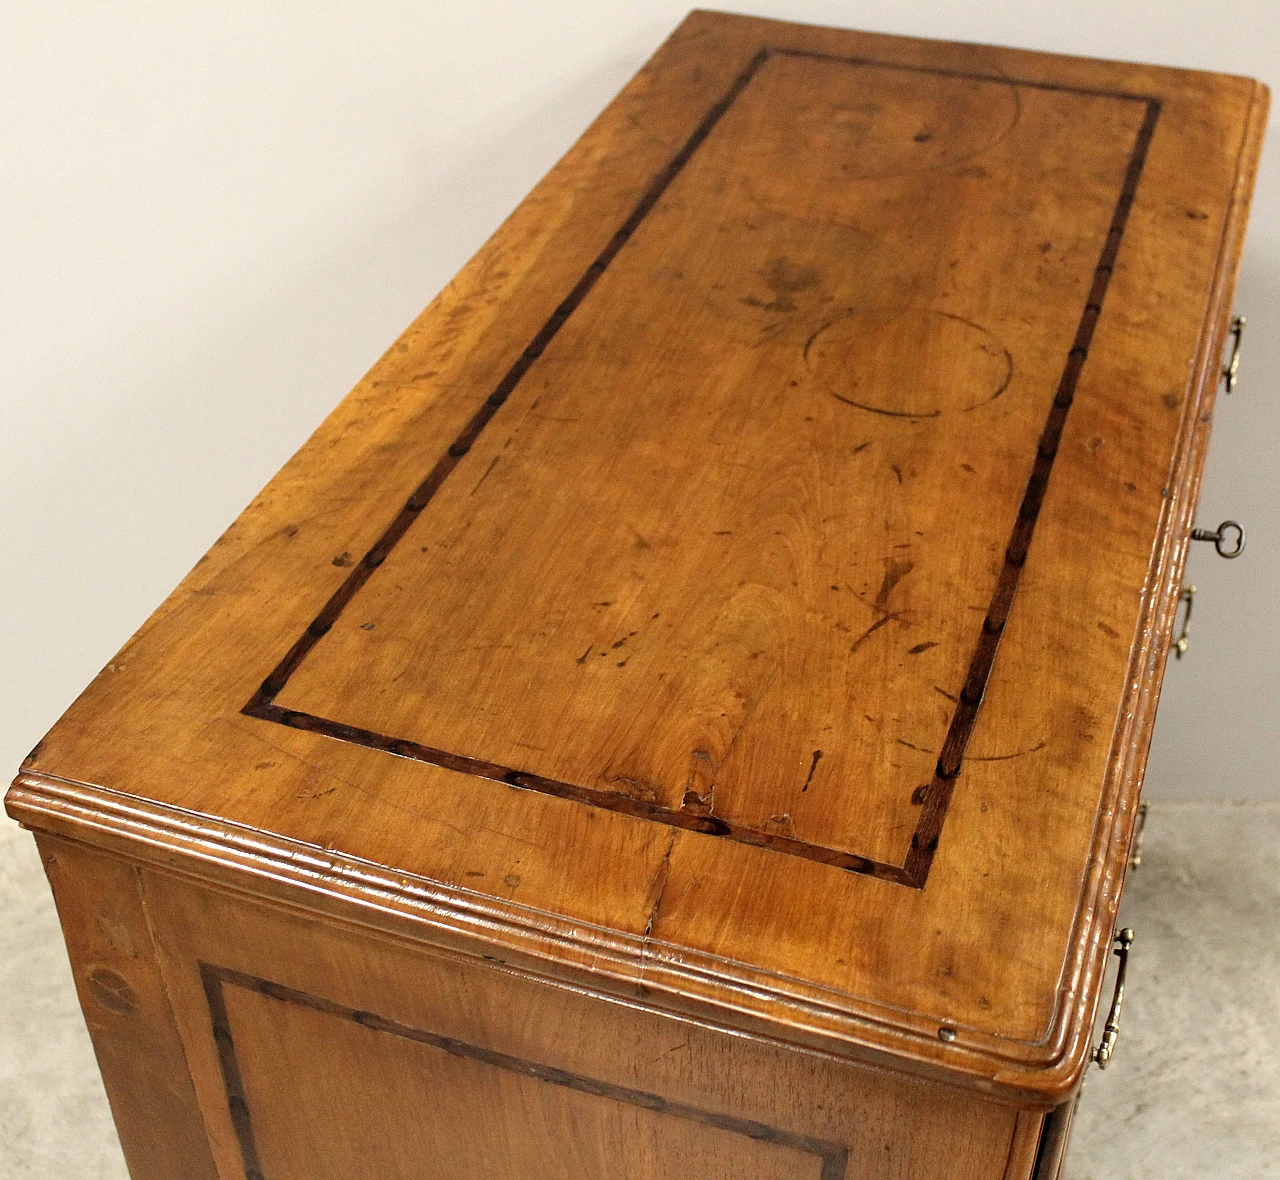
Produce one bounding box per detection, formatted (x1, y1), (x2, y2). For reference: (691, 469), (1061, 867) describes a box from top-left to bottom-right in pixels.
(804, 307), (1013, 418)
(86, 966), (138, 1016)
(741, 69), (1022, 224)
(816, 79), (1019, 180)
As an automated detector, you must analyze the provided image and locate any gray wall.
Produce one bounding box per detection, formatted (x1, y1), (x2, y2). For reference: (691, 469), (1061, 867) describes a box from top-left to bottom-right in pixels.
(3, 3), (1276, 799)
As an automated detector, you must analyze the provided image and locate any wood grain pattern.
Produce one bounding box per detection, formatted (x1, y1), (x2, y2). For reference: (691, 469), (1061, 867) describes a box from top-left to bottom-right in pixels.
(32, 835), (219, 1180)
(139, 863), (1033, 1180)
(1004, 1112), (1047, 1180)
(7, 11), (1269, 1109)
(248, 50), (1159, 889)
(201, 963), (849, 1180)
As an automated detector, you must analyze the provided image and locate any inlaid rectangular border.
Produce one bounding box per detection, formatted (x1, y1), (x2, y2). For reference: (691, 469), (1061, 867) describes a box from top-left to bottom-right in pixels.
(243, 47), (1160, 889)
(200, 963), (850, 1180)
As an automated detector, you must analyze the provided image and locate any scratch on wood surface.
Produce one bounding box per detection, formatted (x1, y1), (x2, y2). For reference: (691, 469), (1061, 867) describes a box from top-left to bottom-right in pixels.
(968, 739), (1047, 762)
(712, 664), (780, 784)
(753, 319), (789, 346)
(476, 826), (543, 851)
(643, 831), (678, 947)
(849, 613), (893, 654)
(468, 454), (501, 495)
(801, 749), (823, 793)
(224, 718), (472, 839)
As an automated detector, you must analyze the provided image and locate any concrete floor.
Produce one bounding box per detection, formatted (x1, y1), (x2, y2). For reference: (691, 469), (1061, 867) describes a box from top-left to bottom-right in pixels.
(1, 801), (1276, 1179)
(1067, 801), (1280, 1178)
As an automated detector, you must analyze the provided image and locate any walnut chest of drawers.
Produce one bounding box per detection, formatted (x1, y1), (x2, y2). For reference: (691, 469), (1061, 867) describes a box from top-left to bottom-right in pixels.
(9, 11), (1268, 1179)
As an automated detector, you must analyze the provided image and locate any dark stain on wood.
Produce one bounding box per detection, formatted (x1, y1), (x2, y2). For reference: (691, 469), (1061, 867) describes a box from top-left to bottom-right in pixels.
(801, 749), (823, 793)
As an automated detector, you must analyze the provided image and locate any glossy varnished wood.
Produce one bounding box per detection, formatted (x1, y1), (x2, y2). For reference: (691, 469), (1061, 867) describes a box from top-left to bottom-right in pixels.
(7, 12), (1268, 1156)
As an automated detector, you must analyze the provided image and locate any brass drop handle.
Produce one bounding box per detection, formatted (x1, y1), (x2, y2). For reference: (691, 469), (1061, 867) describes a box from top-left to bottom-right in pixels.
(1223, 315), (1245, 393)
(1191, 520), (1245, 559)
(1092, 928), (1135, 1069)
(1173, 585), (1195, 659)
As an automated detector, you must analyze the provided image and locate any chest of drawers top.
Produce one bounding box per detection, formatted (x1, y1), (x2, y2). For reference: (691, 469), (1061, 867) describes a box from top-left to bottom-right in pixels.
(11, 10), (1266, 1104)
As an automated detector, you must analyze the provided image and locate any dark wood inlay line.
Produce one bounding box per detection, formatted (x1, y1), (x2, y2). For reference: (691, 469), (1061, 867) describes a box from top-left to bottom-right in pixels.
(774, 46), (1161, 104)
(902, 98), (1162, 884)
(243, 47), (771, 708)
(242, 48), (1159, 890)
(200, 963), (851, 1180)
(200, 965), (268, 1180)
(246, 700), (913, 886)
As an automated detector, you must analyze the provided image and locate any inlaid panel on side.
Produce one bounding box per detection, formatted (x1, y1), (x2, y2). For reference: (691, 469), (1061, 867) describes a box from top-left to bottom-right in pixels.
(254, 48), (1155, 883)
(137, 864), (1029, 1180)
(202, 965), (845, 1180)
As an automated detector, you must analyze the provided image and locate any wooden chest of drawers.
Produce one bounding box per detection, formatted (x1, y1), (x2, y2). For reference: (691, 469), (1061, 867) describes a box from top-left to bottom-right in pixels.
(9, 12), (1267, 1179)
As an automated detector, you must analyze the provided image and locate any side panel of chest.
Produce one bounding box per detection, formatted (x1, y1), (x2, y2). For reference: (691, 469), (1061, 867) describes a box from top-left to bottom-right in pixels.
(42, 836), (1045, 1180)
